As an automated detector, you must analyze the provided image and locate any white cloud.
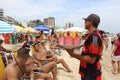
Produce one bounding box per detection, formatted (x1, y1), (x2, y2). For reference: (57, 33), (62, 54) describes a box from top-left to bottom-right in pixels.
(0, 0), (67, 19)
(0, 0), (120, 33)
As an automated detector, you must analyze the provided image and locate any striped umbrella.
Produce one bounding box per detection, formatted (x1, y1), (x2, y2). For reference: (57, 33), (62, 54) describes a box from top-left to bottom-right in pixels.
(0, 21), (16, 33)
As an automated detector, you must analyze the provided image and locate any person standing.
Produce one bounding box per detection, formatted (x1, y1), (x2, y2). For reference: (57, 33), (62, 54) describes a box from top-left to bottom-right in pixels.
(63, 14), (103, 80)
(111, 35), (120, 74)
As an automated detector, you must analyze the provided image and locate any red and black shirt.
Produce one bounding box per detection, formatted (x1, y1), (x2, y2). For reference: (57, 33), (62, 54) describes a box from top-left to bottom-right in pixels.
(79, 30), (103, 78)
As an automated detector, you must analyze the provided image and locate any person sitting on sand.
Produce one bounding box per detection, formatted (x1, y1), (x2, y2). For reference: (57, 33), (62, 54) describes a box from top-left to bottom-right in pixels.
(33, 42), (73, 72)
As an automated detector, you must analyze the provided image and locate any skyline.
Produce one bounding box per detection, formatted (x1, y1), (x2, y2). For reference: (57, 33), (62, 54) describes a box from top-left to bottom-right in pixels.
(0, 0), (120, 33)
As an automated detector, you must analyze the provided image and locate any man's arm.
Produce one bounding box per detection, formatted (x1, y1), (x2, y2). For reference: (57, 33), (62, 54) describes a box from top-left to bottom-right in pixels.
(1, 46), (11, 53)
(66, 49), (96, 64)
(33, 58), (42, 68)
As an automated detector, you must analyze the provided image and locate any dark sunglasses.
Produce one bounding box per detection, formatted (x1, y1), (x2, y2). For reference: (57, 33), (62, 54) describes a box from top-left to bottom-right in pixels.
(85, 19), (91, 22)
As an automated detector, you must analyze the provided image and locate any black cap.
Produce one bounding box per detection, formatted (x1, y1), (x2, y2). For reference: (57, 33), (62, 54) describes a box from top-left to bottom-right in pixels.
(83, 14), (100, 25)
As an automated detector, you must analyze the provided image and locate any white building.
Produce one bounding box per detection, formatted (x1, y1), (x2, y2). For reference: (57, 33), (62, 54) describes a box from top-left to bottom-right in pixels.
(44, 17), (55, 28)
(0, 8), (4, 21)
(65, 22), (74, 29)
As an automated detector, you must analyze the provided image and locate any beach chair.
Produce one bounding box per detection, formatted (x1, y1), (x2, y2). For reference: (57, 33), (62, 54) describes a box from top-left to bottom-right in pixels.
(21, 76), (44, 80)
(0, 51), (15, 80)
(13, 50), (18, 58)
(0, 54), (5, 80)
(21, 75), (30, 80)
(0, 51), (15, 66)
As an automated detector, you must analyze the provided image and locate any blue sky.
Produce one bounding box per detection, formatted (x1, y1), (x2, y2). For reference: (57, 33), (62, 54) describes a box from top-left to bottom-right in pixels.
(0, 0), (120, 33)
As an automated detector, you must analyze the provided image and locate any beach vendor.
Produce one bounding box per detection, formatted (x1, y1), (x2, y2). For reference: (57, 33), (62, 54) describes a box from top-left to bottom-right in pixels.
(61, 14), (103, 80)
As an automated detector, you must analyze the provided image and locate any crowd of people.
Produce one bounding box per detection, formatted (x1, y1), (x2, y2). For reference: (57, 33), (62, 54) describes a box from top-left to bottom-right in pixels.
(0, 14), (120, 80)
(0, 30), (83, 80)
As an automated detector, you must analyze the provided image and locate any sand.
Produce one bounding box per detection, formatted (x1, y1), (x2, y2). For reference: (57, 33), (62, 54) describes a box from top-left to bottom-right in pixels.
(3, 43), (120, 80)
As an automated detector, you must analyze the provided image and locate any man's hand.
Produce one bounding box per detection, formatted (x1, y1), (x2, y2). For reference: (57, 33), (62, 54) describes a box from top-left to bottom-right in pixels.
(57, 45), (96, 64)
(66, 48), (74, 55)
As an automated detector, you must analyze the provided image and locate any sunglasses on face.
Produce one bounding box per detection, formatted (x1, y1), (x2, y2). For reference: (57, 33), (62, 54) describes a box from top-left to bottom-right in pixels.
(85, 19), (91, 22)
(24, 47), (30, 51)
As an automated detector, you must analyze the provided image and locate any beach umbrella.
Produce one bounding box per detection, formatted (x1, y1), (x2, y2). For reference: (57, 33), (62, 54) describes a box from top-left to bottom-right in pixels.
(0, 21), (16, 33)
(55, 28), (64, 32)
(34, 25), (49, 31)
(25, 27), (36, 33)
(13, 25), (25, 32)
(43, 31), (49, 34)
(65, 27), (84, 32)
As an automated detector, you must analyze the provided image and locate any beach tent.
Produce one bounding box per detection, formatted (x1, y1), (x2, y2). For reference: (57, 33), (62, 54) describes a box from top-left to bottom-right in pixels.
(34, 25), (49, 31)
(0, 21), (16, 33)
(65, 27), (84, 32)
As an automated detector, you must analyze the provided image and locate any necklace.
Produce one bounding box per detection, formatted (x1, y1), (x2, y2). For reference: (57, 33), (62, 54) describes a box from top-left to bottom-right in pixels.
(14, 58), (25, 75)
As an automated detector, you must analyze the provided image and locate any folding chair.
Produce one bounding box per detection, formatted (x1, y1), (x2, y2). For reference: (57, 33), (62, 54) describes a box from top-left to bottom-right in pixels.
(0, 54), (5, 80)
(21, 75), (30, 80)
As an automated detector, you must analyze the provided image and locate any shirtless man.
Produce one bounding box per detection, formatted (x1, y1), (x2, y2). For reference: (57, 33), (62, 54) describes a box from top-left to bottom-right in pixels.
(32, 43), (57, 80)
(33, 42), (72, 72)
(2, 47), (30, 80)
(25, 56), (57, 80)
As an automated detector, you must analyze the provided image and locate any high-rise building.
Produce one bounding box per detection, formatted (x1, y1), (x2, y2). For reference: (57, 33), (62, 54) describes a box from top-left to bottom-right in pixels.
(65, 22), (74, 29)
(44, 17), (55, 28)
(4, 16), (15, 25)
(0, 9), (18, 25)
(0, 8), (4, 21)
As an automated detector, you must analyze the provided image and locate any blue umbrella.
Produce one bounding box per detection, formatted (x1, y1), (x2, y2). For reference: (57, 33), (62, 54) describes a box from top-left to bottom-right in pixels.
(34, 25), (49, 31)
(0, 21), (16, 33)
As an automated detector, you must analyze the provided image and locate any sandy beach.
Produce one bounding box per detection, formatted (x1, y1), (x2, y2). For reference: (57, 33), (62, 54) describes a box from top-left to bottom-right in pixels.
(3, 43), (120, 80)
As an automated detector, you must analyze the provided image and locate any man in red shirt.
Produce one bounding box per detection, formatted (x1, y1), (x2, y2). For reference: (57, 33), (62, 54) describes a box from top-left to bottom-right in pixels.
(64, 14), (103, 80)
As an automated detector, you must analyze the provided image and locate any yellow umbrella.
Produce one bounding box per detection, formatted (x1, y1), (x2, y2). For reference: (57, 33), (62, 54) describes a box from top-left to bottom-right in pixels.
(25, 27), (36, 33)
(13, 25), (26, 32)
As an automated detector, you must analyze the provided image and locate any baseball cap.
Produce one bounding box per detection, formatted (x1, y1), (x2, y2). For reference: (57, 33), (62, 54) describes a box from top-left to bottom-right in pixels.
(83, 14), (100, 25)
